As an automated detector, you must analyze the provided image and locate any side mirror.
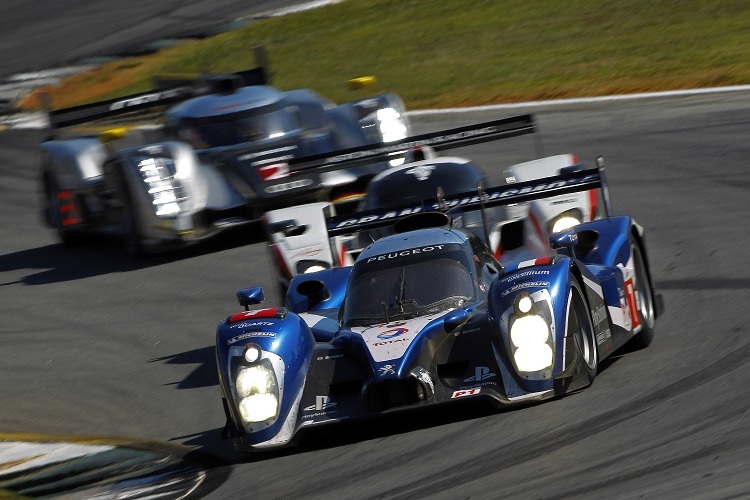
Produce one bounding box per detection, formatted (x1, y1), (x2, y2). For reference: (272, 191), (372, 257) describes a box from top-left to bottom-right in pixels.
(549, 229), (578, 257)
(237, 287), (264, 310)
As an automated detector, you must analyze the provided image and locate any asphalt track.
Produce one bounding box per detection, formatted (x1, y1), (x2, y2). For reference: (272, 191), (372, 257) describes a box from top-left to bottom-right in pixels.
(2, 3), (750, 500)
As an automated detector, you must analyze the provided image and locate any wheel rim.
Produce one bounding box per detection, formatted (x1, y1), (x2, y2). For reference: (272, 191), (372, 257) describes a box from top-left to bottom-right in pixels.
(632, 244), (655, 329)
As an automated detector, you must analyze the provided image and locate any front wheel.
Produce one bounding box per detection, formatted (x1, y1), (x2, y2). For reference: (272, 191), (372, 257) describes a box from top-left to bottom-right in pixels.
(569, 279), (598, 385)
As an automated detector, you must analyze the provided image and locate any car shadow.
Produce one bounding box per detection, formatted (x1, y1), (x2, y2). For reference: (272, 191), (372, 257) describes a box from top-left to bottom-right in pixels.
(0, 225), (264, 286)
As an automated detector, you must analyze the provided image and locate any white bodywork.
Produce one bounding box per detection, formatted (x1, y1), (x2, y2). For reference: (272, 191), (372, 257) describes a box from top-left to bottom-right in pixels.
(264, 202), (354, 283)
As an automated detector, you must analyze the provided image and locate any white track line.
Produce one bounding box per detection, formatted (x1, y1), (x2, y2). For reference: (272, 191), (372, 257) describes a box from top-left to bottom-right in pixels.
(407, 84), (750, 115)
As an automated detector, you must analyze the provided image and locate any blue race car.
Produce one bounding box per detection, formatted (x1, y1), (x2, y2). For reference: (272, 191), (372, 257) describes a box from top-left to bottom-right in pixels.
(215, 117), (663, 451)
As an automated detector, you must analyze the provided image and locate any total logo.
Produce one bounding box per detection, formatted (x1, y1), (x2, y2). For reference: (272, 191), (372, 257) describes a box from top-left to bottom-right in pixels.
(304, 395), (337, 412)
(463, 366), (496, 383)
(377, 328), (409, 339)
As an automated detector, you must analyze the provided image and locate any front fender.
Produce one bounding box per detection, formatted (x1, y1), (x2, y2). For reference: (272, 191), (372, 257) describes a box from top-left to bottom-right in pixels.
(216, 309), (315, 448)
(488, 256), (573, 392)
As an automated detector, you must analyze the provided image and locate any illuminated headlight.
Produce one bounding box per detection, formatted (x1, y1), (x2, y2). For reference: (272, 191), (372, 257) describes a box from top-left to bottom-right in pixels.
(138, 157), (186, 218)
(552, 216), (581, 233)
(239, 394), (279, 423)
(377, 107), (408, 143)
(243, 343), (262, 363)
(235, 364), (279, 423)
(510, 315), (553, 372)
(296, 260), (330, 275)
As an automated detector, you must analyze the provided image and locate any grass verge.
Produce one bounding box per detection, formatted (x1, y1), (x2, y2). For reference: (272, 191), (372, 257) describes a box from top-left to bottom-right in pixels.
(21, 0), (750, 111)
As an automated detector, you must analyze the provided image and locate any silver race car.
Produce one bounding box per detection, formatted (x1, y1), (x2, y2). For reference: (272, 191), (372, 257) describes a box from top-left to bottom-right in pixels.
(39, 49), (410, 255)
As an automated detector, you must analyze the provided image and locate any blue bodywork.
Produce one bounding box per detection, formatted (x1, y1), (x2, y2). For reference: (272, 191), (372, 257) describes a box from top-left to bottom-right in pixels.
(216, 214), (661, 451)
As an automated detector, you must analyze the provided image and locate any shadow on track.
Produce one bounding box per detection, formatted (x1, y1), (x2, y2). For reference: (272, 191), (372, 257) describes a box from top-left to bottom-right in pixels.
(159, 347), (625, 469)
(0, 225), (264, 286)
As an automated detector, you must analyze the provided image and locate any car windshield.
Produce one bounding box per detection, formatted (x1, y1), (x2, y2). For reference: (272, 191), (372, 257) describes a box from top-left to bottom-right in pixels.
(343, 245), (475, 327)
(184, 107), (298, 148)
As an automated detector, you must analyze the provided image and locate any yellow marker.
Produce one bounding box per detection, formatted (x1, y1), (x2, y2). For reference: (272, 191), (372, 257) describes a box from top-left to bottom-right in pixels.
(99, 127), (130, 143)
(347, 76), (376, 91)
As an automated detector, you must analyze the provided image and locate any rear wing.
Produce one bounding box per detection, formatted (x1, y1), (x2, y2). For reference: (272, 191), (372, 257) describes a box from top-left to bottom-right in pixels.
(286, 114), (540, 176)
(47, 48), (269, 132)
(326, 160), (613, 237)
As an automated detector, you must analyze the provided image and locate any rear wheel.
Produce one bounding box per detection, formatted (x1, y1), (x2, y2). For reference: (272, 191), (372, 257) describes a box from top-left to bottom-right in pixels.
(121, 185), (144, 257)
(627, 240), (655, 349)
(569, 279), (598, 384)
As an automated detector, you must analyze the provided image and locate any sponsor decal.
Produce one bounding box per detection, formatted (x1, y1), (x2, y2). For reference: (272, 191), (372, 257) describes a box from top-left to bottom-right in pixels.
(624, 279), (640, 329)
(463, 366), (496, 383)
(550, 198), (577, 205)
(327, 127), (498, 163)
(228, 321), (275, 330)
(500, 281), (549, 297)
(405, 164), (436, 181)
(317, 353), (344, 361)
(264, 179), (314, 193)
(359, 321), (407, 334)
(226, 331), (276, 345)
(591, 305), (608, 326)
(366, 245), (446, 264)
(501, 270), (550, 283)
(454, 327), (481, 337)
(303, 396), (338, 420)
(373, 338), (409, 347)
(332, 174), (599, 230)
(237, 145), (297, 162)
(290, 246), (323, 259)
(228, 308), (282, 323)
(379, 364), (395, 376)
(377, 328), (409, 339)
(109, 88), (184, 110)
(596, 329), (612, 345)
(452, 388), (481, 399)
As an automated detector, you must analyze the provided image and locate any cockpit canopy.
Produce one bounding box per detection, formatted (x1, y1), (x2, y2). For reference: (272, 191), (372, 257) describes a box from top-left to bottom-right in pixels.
(166, 103), (300, 149)
(342, 242), (475, 327)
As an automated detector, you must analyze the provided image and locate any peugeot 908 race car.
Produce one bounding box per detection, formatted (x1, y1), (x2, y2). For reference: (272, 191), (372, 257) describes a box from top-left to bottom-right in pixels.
(39, 52), (410, 255)
(214, 136), (664, 451)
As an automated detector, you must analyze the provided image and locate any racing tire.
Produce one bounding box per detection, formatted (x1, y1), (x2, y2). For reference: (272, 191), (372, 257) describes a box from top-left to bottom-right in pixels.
(44, 176), (83, 246)
(627, 240), (656, 349)
(569, 279), (598, 384)
(121, 186), (144, 257)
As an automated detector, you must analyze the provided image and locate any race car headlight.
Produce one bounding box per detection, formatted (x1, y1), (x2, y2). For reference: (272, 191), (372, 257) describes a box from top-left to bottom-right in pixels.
(377, 107), (408, 143)
(510, 315), (553, 372)
(235, 364), (279, 423)
(137, 157), (186, 218)
(243, 343), (262, 363)
(551, 216), (581, 234)
(296, 260), (330, 275)
(239, 393), (279, 423)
